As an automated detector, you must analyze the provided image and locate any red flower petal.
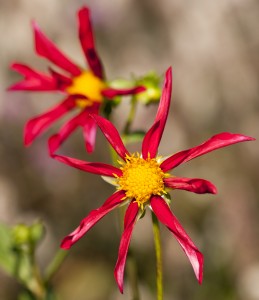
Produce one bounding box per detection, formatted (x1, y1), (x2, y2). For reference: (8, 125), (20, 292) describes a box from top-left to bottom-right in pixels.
(49, 67), (72, 90)
(48, 113), (82, 155)
(161, 132), (255, 172)
(52, 153), (122, 177)
(164, 177), (217, 194)
(91, 114), (129, 160)
(102, 86), (146, 99)
(8, 63), (57, 91)
(150, 196), (203, 284)
(33, 21), (81, 76)
(142, 67), (172, 159)
(114, 201), (139, 293)
(78, 7), (104, 79)
(81, 104), (100, 153)
(61, 190), (125, 249)
(24, 97), (75, 146)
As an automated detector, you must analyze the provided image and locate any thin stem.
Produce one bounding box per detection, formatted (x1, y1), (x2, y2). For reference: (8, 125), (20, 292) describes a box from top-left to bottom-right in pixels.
(152, 212), (163, 300)
(44, 249), (68, 283)
(124, 97), (137, 135)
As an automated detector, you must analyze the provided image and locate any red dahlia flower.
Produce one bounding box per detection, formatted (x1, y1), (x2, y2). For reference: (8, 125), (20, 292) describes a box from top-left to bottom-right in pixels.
(50, 67), (254, 292)
(8, 7), (145, 153)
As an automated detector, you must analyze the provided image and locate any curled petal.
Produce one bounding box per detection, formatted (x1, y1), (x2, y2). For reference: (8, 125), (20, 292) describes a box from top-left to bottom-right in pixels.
(24, 97), (75, 146)
(114, 201), (139, 293)
(102, 86), (146, 99)
(78, 7), (104, 78)
(91, 114), (129, 160)
(8, 63), (57, 91)
(61, 190), (126, 249)
(142, 67), (172, 159)
(52, 153), (122, 177)
(82, 104), (100, 153)
(164, 177), (217, 194)
(150, 196), (203, 284)
(161, 132), (256, 172)
(33, 21), (81, 76)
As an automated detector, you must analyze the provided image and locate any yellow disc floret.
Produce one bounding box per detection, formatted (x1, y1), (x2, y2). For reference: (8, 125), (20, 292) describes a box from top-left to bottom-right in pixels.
(117, 153), (166, 209)
(66, 71), (106, 108)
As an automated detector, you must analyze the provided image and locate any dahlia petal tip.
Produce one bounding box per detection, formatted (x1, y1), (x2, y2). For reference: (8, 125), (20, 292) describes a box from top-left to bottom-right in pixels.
(60, 236), (73, 250)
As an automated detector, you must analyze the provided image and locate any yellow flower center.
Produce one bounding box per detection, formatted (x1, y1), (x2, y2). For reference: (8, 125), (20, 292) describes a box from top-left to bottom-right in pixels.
(117, 153), (166, 208)
(66, 71), (106, 108)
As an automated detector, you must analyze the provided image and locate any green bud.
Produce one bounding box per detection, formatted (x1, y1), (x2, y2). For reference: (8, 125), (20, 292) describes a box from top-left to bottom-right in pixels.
(29, 221), (45, 245)
(12, 224), (31, 247)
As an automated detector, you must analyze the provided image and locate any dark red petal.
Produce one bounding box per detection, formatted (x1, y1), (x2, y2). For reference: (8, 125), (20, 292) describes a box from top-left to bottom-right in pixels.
(150, 196), (203, 284)
(102, 86), (146, 99)
(48, 114), (81, 155)
(164, 177), (217, 194)
(24, 97), (75, 146)
(33, 21), (81, 76)
(78, 7), (104, 79)
(61, 190), (125, 249)
(52, 153), (122, 177)
(49, 67), (72, 90)
(161, 132), (256, 172)
(91, 114), (129, 160)
(8, 63), (57, 91)
(114, 201), (139, 293)
(142, 67), (172, 159)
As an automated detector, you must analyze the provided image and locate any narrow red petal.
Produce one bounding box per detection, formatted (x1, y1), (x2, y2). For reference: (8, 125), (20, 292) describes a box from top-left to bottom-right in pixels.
(114, 202), (139, 293)
(61, 190), (125, 249)
(49, 67), (72, 90)
(161, 133), (255, 172)
(164, 177), (217, 194)
(8, 63), (57, 91)
(142, 67), (172, 159)
(150, 196), (203, 284)
(102, 86), (146, 99)
(81, 104), (100, 153)
(52, 154), (122, 177)
(78, 7), (104, 79)
(91, 114), (129, 160)
(24, 97), (75, 146)
(33, 21), (81, 76)
(48, 114), (81, 155)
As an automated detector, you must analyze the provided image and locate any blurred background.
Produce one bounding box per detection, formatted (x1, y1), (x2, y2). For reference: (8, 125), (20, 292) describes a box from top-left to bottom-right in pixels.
(0, 0), (258, 299)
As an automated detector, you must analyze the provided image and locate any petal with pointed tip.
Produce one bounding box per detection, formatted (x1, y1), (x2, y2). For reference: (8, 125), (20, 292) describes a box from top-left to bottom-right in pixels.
(91, 114), (129, 160)
(102, 86), (146, 99)
(78, 7), (104, 78)
(52, 154), (122, 177)
(114, 201), (139, 293)
(150, 196), (203, 284)
(8, 63), (57, 91)
(33, 21), (81, 76)
(61, 190), (125, 249)
(142, 67), (172, 159)
(161, 132), (256, 172)
(24, 97), (75, 146)
(164, 177), (217, 194)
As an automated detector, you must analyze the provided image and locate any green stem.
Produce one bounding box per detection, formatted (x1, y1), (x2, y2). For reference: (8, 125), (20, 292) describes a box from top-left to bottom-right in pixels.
(124, 97), (137, 135)
(44, 249), (68, 283)
(152, 212), (163, 300)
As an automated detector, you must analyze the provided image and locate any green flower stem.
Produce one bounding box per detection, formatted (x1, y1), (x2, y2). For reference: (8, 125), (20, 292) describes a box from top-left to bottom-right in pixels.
(124, 97), (137, 135)
(44, 249), (68, 283)
(152, 212), (163, 300)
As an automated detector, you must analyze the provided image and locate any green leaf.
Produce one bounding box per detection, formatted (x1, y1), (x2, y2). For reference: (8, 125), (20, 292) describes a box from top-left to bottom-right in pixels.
(0, 223), (16, 275)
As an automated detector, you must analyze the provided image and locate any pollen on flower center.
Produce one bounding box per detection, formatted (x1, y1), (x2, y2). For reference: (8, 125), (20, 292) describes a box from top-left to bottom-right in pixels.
(117, 153), (166, 208)
(66, 71), (106, 108)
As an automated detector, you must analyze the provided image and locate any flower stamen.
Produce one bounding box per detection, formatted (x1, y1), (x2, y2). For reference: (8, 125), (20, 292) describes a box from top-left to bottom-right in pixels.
(117, 153), (166, 208)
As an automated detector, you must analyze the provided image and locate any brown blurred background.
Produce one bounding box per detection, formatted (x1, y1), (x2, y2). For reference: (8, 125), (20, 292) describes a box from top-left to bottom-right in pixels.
(0, 0), (259, 299)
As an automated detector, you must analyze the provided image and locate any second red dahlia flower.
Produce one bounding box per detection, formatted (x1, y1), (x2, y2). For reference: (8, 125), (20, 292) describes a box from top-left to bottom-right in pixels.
(9, 6), (145, 153)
